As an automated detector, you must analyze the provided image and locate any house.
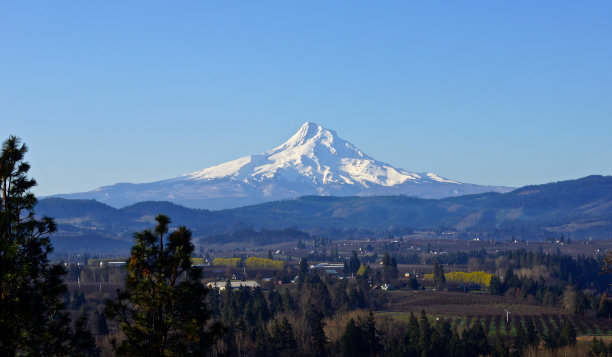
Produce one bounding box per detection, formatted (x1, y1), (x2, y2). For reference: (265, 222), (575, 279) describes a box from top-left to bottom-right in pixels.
(206, 280), (260, 291)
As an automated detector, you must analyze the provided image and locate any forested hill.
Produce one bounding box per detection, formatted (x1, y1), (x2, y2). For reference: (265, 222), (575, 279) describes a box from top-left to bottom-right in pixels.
(38, 175), (612, 252)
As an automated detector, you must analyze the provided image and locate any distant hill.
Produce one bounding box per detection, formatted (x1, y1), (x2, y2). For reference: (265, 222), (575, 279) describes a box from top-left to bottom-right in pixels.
(38, 175), (612, 253)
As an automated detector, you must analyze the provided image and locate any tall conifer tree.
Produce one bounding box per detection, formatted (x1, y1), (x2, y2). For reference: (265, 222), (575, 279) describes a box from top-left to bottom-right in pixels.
(0, 136), (96, 355)
(105, 214), (223, 356)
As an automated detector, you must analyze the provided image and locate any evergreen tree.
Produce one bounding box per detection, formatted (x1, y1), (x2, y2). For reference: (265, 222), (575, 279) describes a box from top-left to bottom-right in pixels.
(463, 322), (489, 356)
(447, 332), (463, 357)
(298, 257), (309, 289)
(305, 304), (327, 357)
(418, 310), (431, 356)
(0, 136), (88, 355)
(349, 251), (361, 274)
(70, 313), (100, 357)
(341, 318), (361, 357)
(491, 333), (509, 357)
(560, 319), (577, 346)
(361, 310), (383, 356)
(105, 214), (224, 356)
(254, 324), (270, 357)
(588, 337), (608, 357)
(343, 260), (350, 275)
(95, 310), (109, 336)
(282, 288), (295, 312)
(525, 317), (539, 347)
(489, 275), (504, 295)
(270, 316), (296, 354)
(382, 252), (391, 281)
(432, 259), (445, 290)
(513, 321), (528, 357)
(390, 256), (398, 279)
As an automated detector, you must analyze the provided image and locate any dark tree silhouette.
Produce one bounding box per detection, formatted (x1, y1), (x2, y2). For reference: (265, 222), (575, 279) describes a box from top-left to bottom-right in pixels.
(105, 214), (223, 356)
(432, 259), (446, 290)
(0, 136), (97, 356)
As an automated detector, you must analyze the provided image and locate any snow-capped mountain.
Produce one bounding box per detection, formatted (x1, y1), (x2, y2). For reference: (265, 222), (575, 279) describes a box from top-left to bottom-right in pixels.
(53, 122), (512, 209)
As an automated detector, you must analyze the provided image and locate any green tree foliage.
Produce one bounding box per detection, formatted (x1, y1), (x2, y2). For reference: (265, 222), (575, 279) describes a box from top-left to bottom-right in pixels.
(244, 256), (284, 269)
(212, 257), (242, 267)
(105, 214), (223, 356)
(0, 136), (96, 356)
(356, 264), (371, 278)
(588, 337), (610, 357)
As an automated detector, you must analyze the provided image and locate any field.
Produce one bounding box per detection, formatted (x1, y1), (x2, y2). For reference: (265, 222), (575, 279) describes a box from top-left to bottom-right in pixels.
(378, 290), (612, 338)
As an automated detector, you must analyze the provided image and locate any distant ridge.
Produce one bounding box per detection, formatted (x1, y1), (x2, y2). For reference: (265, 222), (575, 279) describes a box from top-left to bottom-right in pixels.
(52, 122), (510, 209)
(40, 175), (612, 253)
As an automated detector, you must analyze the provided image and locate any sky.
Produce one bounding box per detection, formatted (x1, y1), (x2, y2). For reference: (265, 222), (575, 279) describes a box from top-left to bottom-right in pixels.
(1, 2), (611, 196)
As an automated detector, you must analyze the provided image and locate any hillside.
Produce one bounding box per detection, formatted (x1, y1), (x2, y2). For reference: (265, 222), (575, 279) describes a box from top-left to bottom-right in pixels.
(38, 175), (612, 253)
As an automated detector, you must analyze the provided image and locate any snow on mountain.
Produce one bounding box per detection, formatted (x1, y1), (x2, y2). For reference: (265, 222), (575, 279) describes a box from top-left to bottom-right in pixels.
(185, 122), (425, 188)
(53, 122), (512, 209)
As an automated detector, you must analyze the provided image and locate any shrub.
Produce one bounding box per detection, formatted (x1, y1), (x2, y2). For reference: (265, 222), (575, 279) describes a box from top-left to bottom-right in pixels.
(212, 258), (241, 267)
(244, 257), (284, 269)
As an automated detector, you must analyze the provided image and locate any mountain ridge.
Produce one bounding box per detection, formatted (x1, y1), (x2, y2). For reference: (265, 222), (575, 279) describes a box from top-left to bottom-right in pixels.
(39, 175), (612, 253)
(52, 122), (511, 209)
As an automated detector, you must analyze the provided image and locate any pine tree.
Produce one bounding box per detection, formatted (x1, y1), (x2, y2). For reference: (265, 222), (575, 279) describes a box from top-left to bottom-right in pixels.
(489, 275), (504, 295)
(305, 304), (327, 357)
(0, 136), (89, 355)
(513, 321), (528, 356)
(341, 318), (361, 357)
(361, 310), (382, 356)
(432, 259), (446, 290)
(349, 251), (361, 274)
(560, 319), (577, 346)
(70, 313), (100, 357)
(491, 333), (509, 357)
(95, 310), (109, 336)
(418, 310), (431, 356)
(525, 317), (539, 347)
(382, 252), (391, 281)
(105, 214), (224, 356)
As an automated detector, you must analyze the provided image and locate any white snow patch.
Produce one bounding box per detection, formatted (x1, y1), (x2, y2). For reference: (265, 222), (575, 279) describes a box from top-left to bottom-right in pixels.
(426, 173), (460, 184)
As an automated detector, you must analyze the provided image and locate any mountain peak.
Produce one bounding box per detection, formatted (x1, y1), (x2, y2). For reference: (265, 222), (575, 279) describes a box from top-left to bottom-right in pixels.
(281, 122), (336, 149)
(53, 122), (513, 209)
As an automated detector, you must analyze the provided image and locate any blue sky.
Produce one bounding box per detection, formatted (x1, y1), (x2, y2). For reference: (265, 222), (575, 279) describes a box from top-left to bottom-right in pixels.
(1, 2), (611, 196)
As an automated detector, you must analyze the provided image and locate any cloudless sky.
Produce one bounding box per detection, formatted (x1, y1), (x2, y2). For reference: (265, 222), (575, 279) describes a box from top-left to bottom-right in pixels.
(1, 1), (611, 196)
